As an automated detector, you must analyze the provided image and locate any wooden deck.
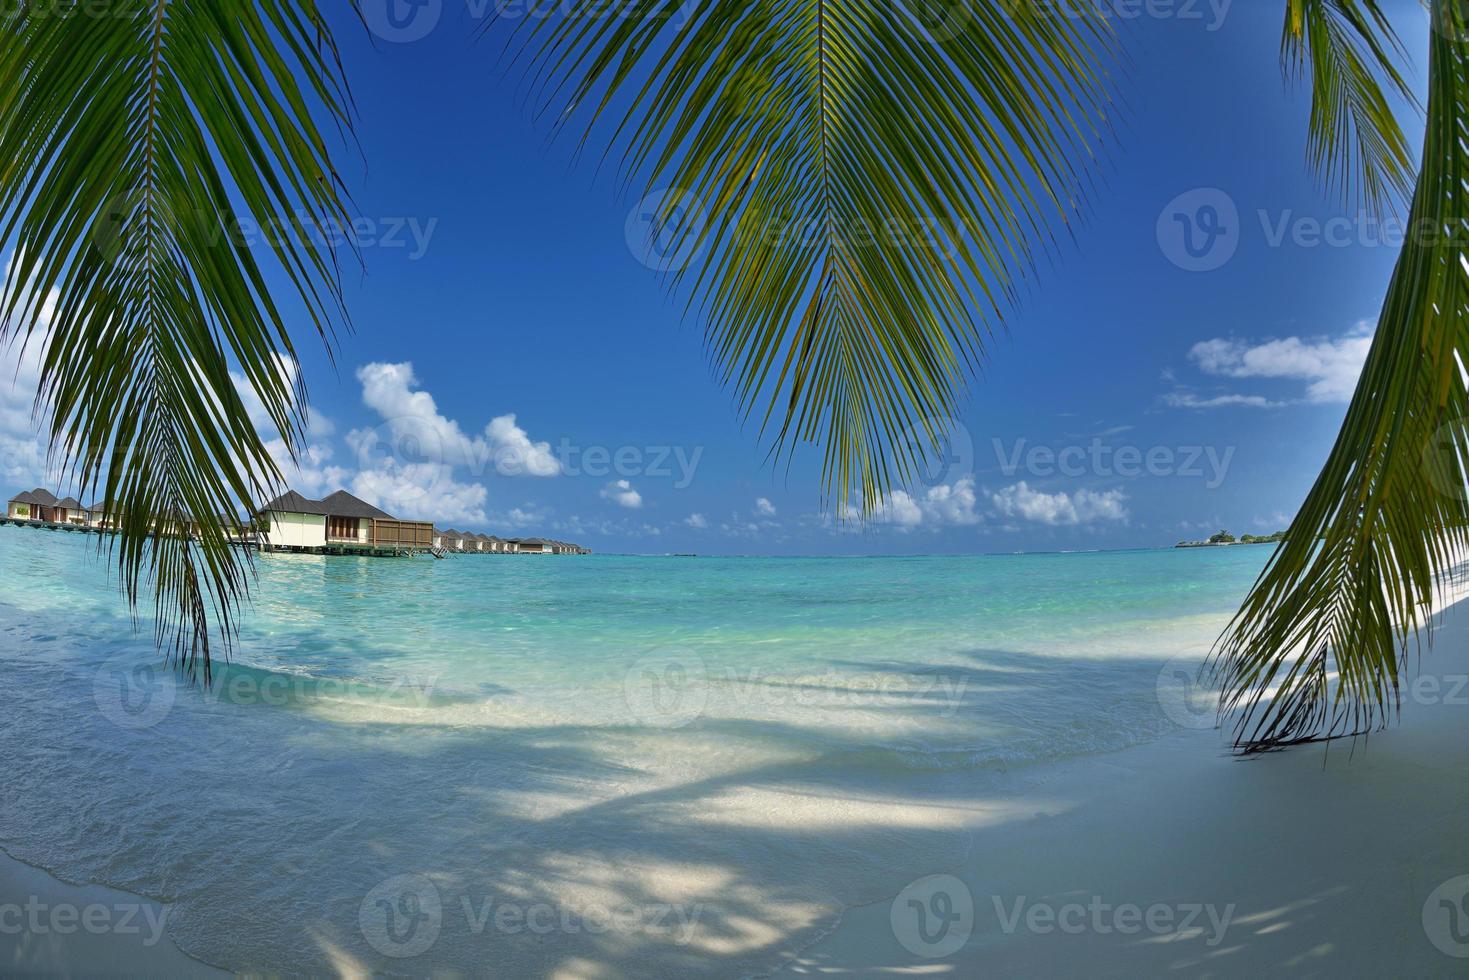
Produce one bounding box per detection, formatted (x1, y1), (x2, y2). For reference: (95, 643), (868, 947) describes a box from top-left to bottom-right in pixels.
(260, 542), (431, 558)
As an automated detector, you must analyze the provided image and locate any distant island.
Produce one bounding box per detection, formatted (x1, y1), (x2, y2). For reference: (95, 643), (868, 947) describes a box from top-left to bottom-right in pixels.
(1176, 529), (1286, 549)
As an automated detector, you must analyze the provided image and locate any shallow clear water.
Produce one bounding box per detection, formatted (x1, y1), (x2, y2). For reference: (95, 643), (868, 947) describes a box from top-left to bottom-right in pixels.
(0, 527), (1268, 975)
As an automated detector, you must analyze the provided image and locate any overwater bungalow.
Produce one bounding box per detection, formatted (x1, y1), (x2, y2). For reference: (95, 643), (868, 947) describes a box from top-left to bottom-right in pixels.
(437, 529), (466, 552)
(87, 500), (121, 530)
(5, 489), (93, 525)
(7, 488), (61, 522)
(4, 484), (586, 556)
(259, 489), (434, 555)
(54, 497), (87, 525)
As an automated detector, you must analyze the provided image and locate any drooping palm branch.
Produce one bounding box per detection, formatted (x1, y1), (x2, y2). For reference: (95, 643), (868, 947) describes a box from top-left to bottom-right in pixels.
(0, 0), (353, 679)
(1281, 0), (1417, 214)
(496, 0), (1119, 510)
(1213, 0), (1468, 751)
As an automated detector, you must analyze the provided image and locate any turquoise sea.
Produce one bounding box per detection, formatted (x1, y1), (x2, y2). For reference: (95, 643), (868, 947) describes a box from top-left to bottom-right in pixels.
(0, 526), (1270, 975)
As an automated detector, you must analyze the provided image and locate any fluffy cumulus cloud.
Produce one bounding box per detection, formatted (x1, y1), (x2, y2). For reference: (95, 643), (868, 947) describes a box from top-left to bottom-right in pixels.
(354, 362), (562, 477)
(755, 497), (777, 517)
(264, 438), (349, 500)
(352, 463), (489, 525)
(601, 479), (643, 509)
(224, 359), (571, 527)
(684, 512), (708, 529)
(484, 414), (561, 477)
(336, 362), (568, 524)
(1182, 327), (1372, 405)
(876, 477), (982, 529)
(0, 258), (58, 488)
(226, 359), (350, 501)
(0, 336), (49, 487)
(991, 481), (1129, 526)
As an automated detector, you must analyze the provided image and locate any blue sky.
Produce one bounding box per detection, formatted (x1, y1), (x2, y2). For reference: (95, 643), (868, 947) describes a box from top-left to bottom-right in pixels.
(0, 1), (1434, 554)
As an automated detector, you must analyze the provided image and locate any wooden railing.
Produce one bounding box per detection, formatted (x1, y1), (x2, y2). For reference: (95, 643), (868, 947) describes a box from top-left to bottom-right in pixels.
(368, 519), (435, 549)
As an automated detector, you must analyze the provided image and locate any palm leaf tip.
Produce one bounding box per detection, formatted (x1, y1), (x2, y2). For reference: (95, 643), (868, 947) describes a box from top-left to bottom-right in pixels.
(502, 0), (1120, 513)
(1281, 0), (1419, 217)
(0, 0), (356, 679)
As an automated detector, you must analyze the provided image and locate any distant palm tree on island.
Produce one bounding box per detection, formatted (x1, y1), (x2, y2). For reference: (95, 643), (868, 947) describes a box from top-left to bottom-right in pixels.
(0, 1), (1465, 752)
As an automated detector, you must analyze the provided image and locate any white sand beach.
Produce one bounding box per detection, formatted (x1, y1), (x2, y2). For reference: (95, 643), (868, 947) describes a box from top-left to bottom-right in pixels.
(5, 595), (1468, 977)
(781, 603), (1469, 977)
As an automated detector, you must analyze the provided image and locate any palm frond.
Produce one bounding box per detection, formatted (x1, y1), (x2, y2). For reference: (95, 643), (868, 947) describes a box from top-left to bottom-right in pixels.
(1281, 0), (1418, 216)
(496, 0), (1118, 510)
(1213, 2), (1468, 751)
(0, 0), (353, 679)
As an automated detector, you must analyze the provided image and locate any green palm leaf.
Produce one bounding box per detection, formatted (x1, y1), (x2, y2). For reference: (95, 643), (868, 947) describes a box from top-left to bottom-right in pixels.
(497, 0), (1118, 510)
(0, 0), (353, 679)
(1213, 0), (1468, 751)
(1281, 0), (1417, 216)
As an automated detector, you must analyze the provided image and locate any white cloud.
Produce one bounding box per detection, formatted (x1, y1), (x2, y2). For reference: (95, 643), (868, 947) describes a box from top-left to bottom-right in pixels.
(755, 497), (777, 517)
(883, 492), (925, 527)
(874, 477), (983, 529)
(351, 463), (488, 525)
(0, 335), (49, 488)
(485, 413), (561, 477)
(601, 479), (643, 509)
(230, 360), (345, 500)
(332, 362), (565, 526)
(1186, 328), (1372, 404)
(1163, 392), (1280, 409)
(479, 503), (554, 530)
(355, 362), (562, 477)
(264, 437), (349, 500)
(684, 512), (708, 529)
(991, 481), (1129, 526)
(0, 256), (58, 489)
(229, 355), (298, 435)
